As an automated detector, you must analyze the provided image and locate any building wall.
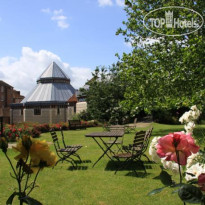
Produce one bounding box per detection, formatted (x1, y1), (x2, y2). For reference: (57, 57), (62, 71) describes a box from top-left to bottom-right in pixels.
(11, 109), (23, 124)
(13, 90), (24, 103)
(50, 107), (67, 124)
(67, 106), (74, 120)
(76, 102), (87, 114)
(0, 81), (24, 123)
(24, 108), (51, 124)
(0, 85), (13, 118)
(11, 106), (74, 124)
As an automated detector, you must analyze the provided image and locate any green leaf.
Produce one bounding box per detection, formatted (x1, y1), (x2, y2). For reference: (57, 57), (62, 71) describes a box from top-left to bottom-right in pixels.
(6, 192), (19, 205)
(22, 196), (42, 205)
(178, 184), (203, 204)
(147, 187), (166, 196)
(124, 0), (132, 7)
(201, 195), (205, 205)
(159, 170), (173, 186)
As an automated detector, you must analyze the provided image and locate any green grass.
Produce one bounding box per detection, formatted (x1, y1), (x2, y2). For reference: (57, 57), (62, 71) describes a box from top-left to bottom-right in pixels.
(0, 123), (205, 205)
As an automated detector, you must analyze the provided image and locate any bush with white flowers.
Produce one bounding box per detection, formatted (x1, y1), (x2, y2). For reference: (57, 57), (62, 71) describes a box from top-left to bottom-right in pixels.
(149, 105), (202, 177)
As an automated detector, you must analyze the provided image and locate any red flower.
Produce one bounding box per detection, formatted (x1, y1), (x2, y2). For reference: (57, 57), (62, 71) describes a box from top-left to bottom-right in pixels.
(156, 132), (199, 165)
(198, 173), (205, 191)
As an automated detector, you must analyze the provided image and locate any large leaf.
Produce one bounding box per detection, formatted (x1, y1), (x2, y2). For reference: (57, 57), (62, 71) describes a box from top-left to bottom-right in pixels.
(178, 184), (203, 204)
(6, 192), (19, 205)
(22, 196), (42, 205)
(147, 187), (166, 196)
(159, 170), (173, 186)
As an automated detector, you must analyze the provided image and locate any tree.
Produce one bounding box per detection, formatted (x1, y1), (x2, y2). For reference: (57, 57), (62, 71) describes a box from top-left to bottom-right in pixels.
(117, 0), (205, 115)
(81, 65), (128, 124)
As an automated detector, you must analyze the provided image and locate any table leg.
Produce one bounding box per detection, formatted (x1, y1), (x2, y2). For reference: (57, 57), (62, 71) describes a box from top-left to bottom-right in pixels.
(99, 137), (117, 155)
(92, 137), (119, 167)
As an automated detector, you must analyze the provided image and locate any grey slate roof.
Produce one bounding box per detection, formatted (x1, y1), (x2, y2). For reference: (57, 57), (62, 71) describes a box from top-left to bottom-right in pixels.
(37, 61), (69, 80)
(21, 62), (76, 105)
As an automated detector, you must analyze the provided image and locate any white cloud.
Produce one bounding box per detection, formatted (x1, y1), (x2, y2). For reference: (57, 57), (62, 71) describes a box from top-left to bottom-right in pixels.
(98, 0), (125, 7)
(53, 9), (63, 15)
(70, 67), (92, 89)
(115, 0), (124, 7)
(41, 8), (69, 29)
(0, 47), (92, 96)
(124, 41), (132, 48)
(41, 8), (51, 14)
(98, 0), (113, 7)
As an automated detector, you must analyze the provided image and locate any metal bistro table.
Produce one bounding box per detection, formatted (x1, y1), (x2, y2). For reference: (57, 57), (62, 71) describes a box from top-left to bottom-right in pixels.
(85, 131), (124, 167)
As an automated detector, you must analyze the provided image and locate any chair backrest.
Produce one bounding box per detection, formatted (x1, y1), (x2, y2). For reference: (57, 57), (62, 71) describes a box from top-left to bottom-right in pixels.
(132, 130), (147, 153)
(133, 118), (137, 125)
(145, 127), (153, 144)
(50, 130), (61, 151)
(109, 125), (125, 133)
(60, 129), (67, 148)
(131, 127), (153, 157)
(142, 127), (153, 153)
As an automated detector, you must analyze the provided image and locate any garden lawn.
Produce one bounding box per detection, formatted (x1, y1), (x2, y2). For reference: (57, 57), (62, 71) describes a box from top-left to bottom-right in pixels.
(0, 123), (205, 205)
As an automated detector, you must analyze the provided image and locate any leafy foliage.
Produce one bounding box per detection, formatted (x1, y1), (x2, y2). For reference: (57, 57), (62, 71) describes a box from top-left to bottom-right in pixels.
(117, 0), (205, 114)
(81, 66), (128, 123)
(178, 184), (203, 204)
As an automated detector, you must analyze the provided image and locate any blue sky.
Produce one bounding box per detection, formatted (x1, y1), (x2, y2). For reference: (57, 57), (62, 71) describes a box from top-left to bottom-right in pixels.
(0, 0), (131, 95)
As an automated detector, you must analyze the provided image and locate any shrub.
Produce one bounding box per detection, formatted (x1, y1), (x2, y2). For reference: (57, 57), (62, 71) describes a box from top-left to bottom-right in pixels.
(50, 123), (61, 131)
(71, 114), (80, 120)
(3, 124), (32, 142)
(33, 123), (50, 133)
(31, 127), (41, 138)
(152, 108), (187, 124)
(58, 122), (68, 130)
(78, 110), (92, 121)
(84, 120), (99, 127)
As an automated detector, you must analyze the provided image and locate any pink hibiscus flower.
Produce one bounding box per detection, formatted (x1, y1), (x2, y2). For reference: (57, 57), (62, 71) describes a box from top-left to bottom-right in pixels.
(156, 132), (199, 165)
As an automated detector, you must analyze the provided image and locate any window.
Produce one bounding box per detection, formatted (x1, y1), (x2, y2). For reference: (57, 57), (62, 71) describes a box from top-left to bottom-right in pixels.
(34, 108), (41, 115)
(57, 107), (60, 115)
(1, 94), (4, 101)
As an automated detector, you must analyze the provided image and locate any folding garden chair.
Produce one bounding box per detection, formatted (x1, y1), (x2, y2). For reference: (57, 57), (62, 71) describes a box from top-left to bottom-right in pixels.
(104, 125), (125, 153)
(60, 128), (83, 150)
(122, 127), (153, 161)
(50, 130), (82, 167)
(113, 130), (149, 175)
(125, 118), (137, 133)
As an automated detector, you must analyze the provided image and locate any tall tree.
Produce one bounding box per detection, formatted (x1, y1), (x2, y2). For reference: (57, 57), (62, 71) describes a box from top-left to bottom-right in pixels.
(81, 65), (127, 123)
(117, 0), (205, 114)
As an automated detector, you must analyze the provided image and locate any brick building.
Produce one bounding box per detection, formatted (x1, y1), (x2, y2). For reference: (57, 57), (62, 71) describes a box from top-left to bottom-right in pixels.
(0, 81), (24, 123)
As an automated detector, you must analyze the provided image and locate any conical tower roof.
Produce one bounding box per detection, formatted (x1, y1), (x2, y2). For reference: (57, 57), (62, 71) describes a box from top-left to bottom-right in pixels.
(21, 62), (75, 105)
(37, 62), (70, 83)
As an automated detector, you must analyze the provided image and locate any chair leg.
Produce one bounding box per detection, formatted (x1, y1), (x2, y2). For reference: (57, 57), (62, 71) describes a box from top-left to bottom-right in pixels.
(116, 144), (123, 153)
(73, 153), (82, 163)
(55, 158), (63, 166)
(115, 158), (130, 174)
(143, 154), (151, 162)
(137, 159), (147, 174)
(66, 156), (78, 167)
(57, 153), (77, 168)
(65, 159), (76, 167)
